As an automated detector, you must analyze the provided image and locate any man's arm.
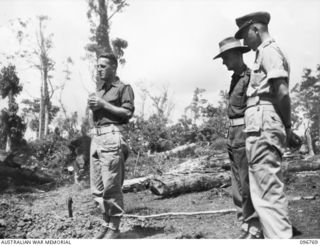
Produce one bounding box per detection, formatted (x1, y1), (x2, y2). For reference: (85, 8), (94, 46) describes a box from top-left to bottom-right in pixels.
(271, 78), (291, 129)
(88, 96), (133, 120)
(271, 78), (302, 149)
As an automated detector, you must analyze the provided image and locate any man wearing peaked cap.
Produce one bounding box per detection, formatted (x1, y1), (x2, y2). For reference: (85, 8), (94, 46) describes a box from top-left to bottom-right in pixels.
(214, 37), (262, 239)
(234, 11), (301, 238)
(234, 11), (270, 40)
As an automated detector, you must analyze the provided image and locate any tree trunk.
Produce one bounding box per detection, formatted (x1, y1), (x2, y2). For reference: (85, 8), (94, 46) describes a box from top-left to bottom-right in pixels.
(149, 157), (320, 197)
(97, 0), (112, 54)
(122, 152), (320, 196)
(43, 65), (49, 136)
(122, 154), (230, 194)
(38, 80), (45, 139)
(149, 172), (231, 197)
(122, 175), (152, 193)
(44, 103), (49, 136)
(5, 91), (13, 152)
(306, 128), (315, 156)
(38, 17), (51, 139)
(282, 158), (320, 173)
(5, 137), (11, 153)
(59, 84), (67, 119)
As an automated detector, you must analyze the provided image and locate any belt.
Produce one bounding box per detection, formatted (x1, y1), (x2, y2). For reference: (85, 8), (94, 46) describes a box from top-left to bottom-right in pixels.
(91, 124), (124, 136)
(229, 117), (245, 126)
(247, 95), (273, 108)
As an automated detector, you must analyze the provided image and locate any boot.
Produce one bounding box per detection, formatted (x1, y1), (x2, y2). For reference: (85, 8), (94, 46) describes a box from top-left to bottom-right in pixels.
(95, 213), (109, 239)
(103, 228), (120, 239)
(95, 226), (108, 239)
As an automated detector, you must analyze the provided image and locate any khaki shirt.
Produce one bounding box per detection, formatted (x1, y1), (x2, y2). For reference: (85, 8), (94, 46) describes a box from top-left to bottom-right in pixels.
(247, 38), (290, 98)
(228, 66), (250, 119)
(93, 78), (135, 126)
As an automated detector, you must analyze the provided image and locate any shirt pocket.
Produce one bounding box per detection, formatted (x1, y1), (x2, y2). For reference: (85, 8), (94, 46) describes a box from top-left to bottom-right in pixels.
(106, 94), (121, 105)
(244, 106), (263, 133)
(249, 62), (264, 89)
(230, 81), (247, 107)
(250, 70), (265, 89)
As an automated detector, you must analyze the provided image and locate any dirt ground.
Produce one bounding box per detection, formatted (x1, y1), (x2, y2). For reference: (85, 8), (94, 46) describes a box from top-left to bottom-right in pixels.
(0, 170), (319, 239)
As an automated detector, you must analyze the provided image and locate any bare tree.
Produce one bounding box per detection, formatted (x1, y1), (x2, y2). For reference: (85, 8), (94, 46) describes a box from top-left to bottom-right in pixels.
(59, 57), (74, 118)
(140, 85), (175, 121)
(86, 0), (129, 61)
(6, 16), (55, 139)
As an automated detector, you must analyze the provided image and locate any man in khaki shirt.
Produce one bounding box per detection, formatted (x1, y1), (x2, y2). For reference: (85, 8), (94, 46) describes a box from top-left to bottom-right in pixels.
(234, 11), (296, 238)
(88, 52), (134, 239)
(214, 37), (261, 239)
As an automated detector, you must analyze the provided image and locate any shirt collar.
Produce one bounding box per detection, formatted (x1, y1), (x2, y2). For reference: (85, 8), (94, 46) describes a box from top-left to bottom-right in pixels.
(97, 76), (120, 91)
(257, 37), (275, 52)
(232, 64), (248, 79)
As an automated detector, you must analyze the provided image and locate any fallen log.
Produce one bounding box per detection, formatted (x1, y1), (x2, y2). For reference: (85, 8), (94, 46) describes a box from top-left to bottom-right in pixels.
(122, 175), (153, 193)
(123, 152), (320, 196)
(282, 158), (320, 173)
(121, 154), (230, 194)
(149, 171), (231, 197)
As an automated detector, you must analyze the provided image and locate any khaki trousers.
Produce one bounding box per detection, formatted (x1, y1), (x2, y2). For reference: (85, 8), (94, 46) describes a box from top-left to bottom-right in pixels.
(228, 125), (260, 235)
(90, 127), (129, 230)
(245, 104), (292, 238)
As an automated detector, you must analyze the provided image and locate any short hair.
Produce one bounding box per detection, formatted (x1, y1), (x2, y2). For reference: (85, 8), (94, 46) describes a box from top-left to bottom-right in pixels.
(98, 52), (118, 68)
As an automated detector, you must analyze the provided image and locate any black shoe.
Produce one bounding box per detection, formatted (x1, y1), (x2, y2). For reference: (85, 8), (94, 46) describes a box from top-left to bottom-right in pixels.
(95, 227), (108, 239)
(237, 230), (249, 239)
(293, 226), (302, 237)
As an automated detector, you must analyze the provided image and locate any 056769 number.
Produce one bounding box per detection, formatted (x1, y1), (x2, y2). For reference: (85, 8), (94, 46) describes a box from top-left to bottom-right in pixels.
(300, 240), (318, 245)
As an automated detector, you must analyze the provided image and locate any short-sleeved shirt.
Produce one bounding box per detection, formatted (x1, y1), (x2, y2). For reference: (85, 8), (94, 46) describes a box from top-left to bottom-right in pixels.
(247, 38), (290, 98)
(93, 78), (135, 126)
(228, 66), (250, 119)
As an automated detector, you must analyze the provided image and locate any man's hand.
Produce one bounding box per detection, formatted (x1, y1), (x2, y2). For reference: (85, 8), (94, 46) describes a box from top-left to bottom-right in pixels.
(87, 93), (133, 120)
(285, 128), (302, 150)
(88, 95), (105, 110)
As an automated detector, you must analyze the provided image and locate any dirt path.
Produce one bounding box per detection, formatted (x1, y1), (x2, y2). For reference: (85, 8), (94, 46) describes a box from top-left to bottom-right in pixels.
(0, 170), (319, 239)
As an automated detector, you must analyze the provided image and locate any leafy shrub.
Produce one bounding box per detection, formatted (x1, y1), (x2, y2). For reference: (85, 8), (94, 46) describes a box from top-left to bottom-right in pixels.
(27, 133), (74, 183)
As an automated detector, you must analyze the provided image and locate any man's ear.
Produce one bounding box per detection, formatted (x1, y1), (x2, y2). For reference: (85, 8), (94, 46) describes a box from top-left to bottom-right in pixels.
(252, 25), (259, 34)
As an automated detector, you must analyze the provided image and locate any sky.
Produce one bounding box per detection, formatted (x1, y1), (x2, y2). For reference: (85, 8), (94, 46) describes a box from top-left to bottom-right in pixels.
(0, 0), (319, 125)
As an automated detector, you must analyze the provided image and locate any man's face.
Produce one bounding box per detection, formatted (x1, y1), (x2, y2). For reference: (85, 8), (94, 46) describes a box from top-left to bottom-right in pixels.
(97, 57), (115, 81)
(243, 25), (260, 51)
(221, 50), (241, 71)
